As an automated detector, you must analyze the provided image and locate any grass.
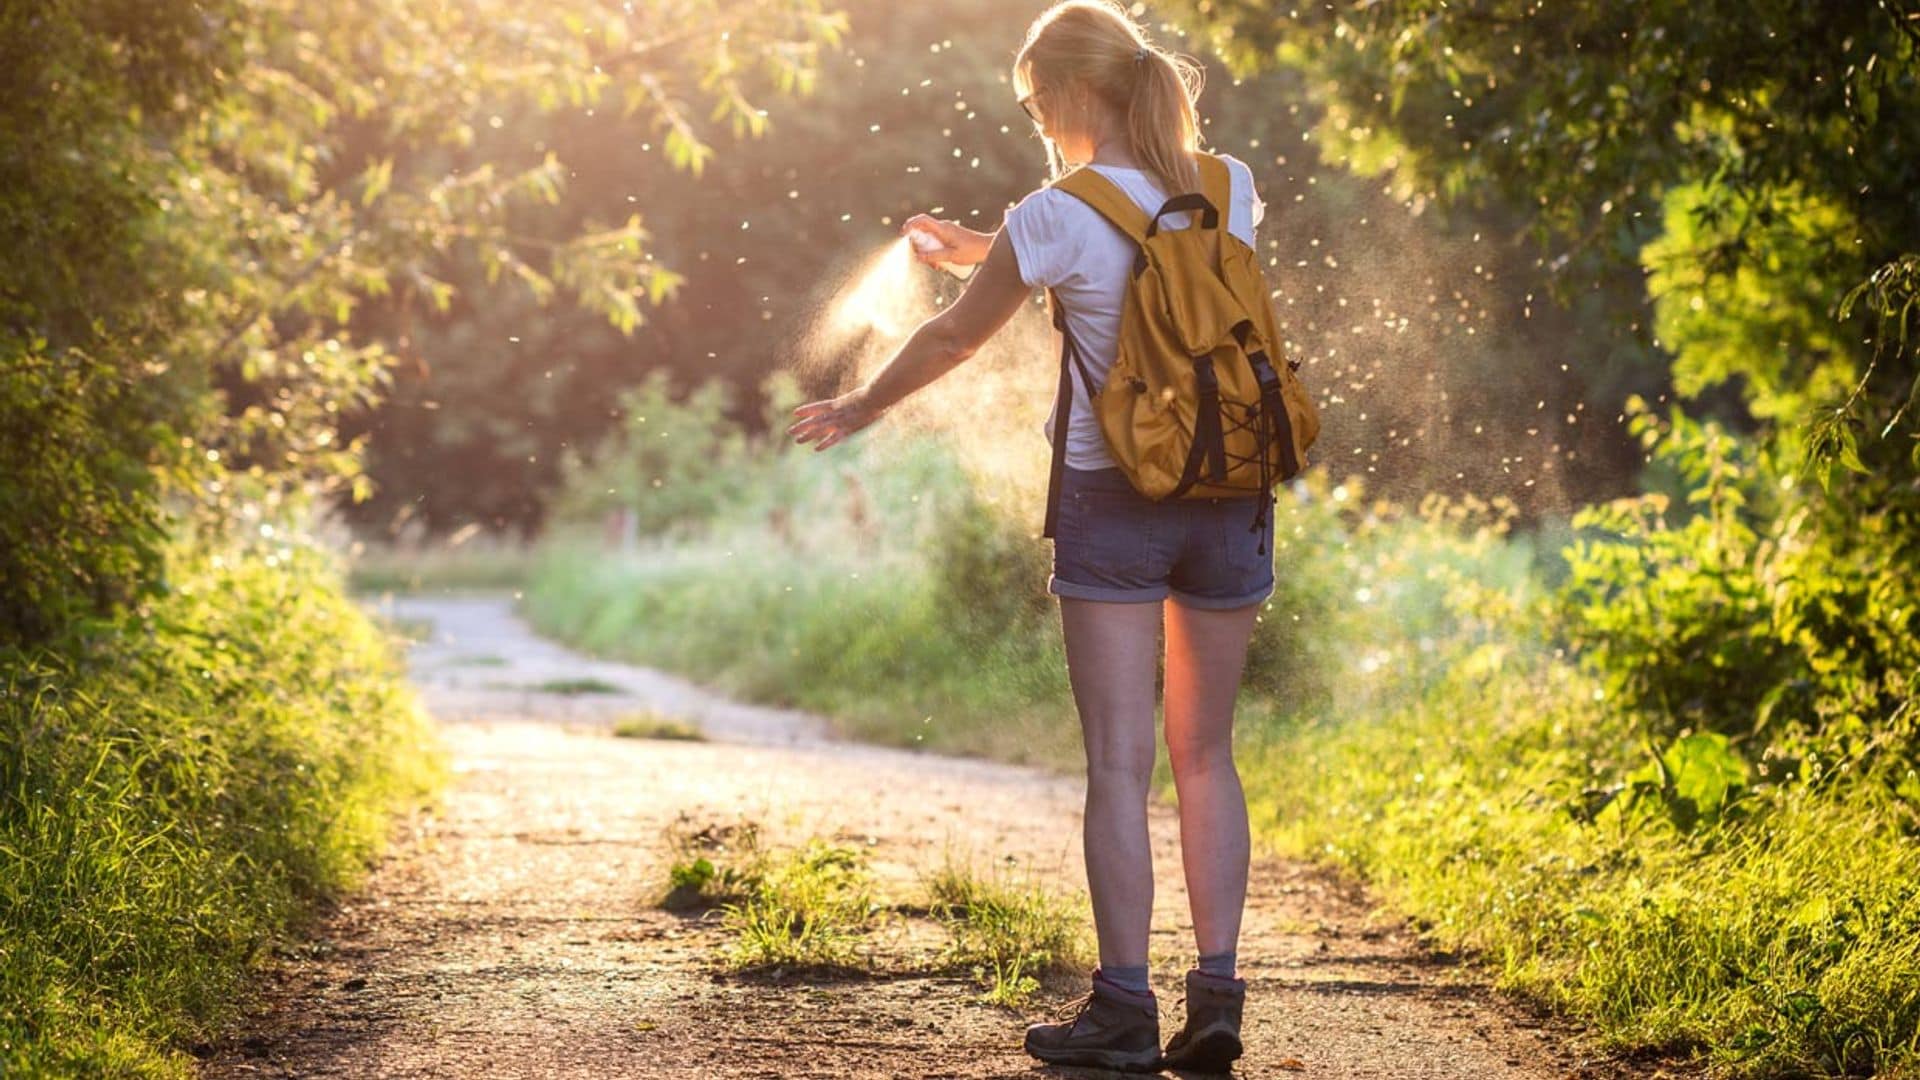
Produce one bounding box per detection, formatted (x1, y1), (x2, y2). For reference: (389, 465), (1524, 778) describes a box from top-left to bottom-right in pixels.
(1239, 652), (1920, 1079)
(658, 817), (1088, 1004)
(523, 520), (1080, 769)
(719, 840), (887, 972)
(521, 431), (1084, 768)
(920, 848), (1092, 1006)
(0, 533), (445, 1078)
(612, 711), (706, 741)
(533, 676), (624, 696)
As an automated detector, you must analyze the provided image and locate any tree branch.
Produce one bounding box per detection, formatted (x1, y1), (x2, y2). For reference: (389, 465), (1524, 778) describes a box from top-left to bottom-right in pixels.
(209, 234), (359, 363)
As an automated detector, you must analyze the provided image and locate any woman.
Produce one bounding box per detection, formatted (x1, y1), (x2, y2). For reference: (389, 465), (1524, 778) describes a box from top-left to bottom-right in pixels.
(788, 1), (1265, 1071)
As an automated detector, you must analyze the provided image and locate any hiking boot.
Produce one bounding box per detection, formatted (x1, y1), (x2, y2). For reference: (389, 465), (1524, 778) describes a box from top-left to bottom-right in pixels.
(1161, 967), (1246, 1073)
(1022, 967), (1162, 1071)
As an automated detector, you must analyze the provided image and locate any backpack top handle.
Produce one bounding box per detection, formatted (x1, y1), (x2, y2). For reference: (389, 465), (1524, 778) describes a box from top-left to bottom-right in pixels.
(1145, 193), (1219, 237)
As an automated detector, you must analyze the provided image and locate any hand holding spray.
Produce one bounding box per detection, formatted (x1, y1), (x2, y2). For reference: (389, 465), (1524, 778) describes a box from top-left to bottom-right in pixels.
(907, 223), (974, 280)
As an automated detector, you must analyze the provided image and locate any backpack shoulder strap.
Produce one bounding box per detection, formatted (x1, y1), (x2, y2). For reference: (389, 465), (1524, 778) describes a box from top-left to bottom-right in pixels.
(1056, 156), (1230, 238)
(1051, 166), (1151, 246)
(1195, 151), (1233, 270)
(1197, 152), (1232, 230)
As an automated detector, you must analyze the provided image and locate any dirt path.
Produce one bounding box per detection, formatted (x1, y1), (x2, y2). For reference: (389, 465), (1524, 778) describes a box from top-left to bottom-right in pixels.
(201, 594), (1651, 1079)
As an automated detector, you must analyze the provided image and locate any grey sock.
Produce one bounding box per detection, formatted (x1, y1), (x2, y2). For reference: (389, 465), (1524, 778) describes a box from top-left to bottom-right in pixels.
(1099, 963), (1153, 996)
(1196, 949), (1237, 980)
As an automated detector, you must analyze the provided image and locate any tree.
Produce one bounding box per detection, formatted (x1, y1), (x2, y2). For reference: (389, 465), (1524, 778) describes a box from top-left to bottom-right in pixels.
(1162, 0), (1920, 757)
(338, 0), (1653, 536)
(0, 0), (844, 647)
(1169, 0), (1919, 476)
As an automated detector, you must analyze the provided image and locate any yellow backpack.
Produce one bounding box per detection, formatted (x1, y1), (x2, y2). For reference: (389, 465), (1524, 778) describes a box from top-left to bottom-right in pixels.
(1041, 151), (1320, 551)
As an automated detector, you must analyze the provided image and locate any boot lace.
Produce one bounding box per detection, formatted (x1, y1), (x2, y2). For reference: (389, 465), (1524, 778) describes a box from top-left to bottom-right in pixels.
(1048, 989), (1097, 1023)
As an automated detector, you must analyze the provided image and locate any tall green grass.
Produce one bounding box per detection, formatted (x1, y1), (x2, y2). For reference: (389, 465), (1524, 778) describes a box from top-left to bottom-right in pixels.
(0, 534), (445, 1078)
(1243, 647), (1920, 1077)
(524, 429), (1081, 766)
(346, 533), (542, 594)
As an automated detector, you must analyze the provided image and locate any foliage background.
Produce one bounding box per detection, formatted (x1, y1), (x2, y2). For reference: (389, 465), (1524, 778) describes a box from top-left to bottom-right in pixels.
(331, 0), (1665, 539)
(5, 0), (1918, 1076)
(1, 0), (839, 1074)
(513, 2), (1920, 1076)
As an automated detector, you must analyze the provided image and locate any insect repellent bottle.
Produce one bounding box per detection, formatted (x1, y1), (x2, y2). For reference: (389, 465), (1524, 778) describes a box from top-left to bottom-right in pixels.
(908, 224), (974, 280)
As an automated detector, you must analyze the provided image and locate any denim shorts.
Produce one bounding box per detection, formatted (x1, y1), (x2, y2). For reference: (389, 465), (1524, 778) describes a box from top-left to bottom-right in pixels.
(1048, 466), (1276, 608)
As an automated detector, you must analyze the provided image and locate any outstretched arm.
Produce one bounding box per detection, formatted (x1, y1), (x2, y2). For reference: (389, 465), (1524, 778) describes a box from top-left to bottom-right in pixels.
(789, 228), (1030, 451)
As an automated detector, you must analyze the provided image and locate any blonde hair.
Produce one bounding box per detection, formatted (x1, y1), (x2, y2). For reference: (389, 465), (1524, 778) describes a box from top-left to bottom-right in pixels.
(1013, 0), (1204, 196)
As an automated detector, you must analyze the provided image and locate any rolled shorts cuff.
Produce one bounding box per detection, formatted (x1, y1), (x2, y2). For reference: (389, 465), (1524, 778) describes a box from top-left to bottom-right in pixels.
(1169, 580), (1275, 610)
(1047, 574), (1170, 604)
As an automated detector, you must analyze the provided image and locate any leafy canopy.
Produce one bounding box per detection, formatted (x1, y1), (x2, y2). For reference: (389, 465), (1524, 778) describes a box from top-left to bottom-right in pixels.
(0, 0), (844, 647)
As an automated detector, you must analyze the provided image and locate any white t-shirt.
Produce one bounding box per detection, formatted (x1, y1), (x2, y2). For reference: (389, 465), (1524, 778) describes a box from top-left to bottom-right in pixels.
(1003, 153), (1265, 471)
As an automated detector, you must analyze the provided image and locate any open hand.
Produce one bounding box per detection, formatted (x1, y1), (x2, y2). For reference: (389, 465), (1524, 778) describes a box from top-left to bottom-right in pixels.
(788, 389), (879, 452)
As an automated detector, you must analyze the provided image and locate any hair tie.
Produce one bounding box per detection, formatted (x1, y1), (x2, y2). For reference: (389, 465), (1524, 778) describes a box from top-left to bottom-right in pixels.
(1134, 47), (1147, 64)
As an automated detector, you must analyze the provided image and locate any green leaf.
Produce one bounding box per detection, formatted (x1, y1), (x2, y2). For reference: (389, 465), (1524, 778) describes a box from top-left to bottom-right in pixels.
(1659, 733), (1749, 830)
(359, 157), (393, 208)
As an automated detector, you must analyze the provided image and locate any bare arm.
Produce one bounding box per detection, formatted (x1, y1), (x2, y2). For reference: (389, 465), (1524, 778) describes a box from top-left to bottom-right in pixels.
(789, 228), (1029, 451)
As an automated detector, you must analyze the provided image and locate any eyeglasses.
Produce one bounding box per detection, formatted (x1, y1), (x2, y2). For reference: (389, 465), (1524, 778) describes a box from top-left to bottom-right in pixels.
(1018, 90), (1045, 125)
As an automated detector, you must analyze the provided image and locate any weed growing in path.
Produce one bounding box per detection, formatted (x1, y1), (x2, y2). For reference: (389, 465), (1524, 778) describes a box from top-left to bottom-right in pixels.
(659, 814), (766, 910)
(720, 840), (885, 972)
(660, 821), (1090, 999)
(922, 850), (1091, 1006)
(612, 711), (706, 741)
(534, 676), (625, 695)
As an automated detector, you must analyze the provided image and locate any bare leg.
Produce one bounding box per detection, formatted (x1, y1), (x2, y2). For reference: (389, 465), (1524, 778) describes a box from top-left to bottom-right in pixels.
(1058, 596), (1163, 971)
(1162, 598), (1259, 960)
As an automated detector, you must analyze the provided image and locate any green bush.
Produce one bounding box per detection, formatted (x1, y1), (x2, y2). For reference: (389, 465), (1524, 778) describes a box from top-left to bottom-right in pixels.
(0, 342), (182, 649)
(527, 398), (1078, 764)
(1563, 398), (1920, 780)
(0, 534), (444, 1078)
(0, 1), (229, 649)
(1248, 471), (1542, 717)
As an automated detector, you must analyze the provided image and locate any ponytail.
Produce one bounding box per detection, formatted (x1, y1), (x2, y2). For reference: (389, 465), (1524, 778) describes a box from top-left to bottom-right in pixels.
(1128, 47), (1203, 196)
